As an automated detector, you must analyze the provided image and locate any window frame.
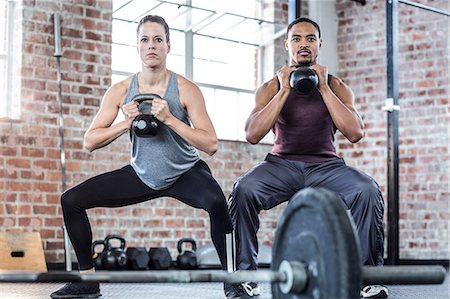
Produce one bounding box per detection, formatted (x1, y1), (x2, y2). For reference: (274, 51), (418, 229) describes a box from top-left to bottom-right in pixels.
(0, 0), (21, 120)
(111, 1), (279, 143)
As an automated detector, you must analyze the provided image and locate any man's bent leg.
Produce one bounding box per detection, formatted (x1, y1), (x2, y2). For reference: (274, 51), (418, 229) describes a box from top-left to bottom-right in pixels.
(229, 154), (304, 271)
(225, 155), (303, 298)
(305, 158), (385, 266)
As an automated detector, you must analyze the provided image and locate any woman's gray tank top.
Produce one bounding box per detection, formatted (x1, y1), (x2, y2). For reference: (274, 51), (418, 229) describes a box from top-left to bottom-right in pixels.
(122, 71), (199, 190)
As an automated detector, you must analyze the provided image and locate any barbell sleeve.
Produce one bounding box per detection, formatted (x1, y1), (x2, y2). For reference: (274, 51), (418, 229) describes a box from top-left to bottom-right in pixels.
(362, 265), (446, 285)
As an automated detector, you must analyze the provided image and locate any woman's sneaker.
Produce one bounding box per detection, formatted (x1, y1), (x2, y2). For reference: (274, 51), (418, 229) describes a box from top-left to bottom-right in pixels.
(361, 285), (389, 298)
(50, 282), (101, 298)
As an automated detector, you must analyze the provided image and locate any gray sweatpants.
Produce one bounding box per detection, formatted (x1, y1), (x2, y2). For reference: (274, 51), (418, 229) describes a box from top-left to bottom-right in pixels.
(228, 154), (385, 270)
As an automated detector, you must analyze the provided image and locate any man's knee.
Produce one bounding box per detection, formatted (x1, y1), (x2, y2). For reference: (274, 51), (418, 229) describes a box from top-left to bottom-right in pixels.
(346, 178), (384, 224)
(230, 179), (259, 210)
(360, 179), (384, 210)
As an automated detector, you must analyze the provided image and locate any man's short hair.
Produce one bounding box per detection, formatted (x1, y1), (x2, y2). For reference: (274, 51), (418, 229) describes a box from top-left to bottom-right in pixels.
(286, 17), (321, 39)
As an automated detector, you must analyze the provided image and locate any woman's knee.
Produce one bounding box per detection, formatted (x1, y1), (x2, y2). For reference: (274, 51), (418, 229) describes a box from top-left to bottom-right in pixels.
(202, 192), (233, 232)
(60, 188), (81, 212)
(206, 192), (227, 213)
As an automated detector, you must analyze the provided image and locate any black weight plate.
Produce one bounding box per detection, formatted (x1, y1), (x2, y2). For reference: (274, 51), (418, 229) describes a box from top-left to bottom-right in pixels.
(271, 188), (362, 299)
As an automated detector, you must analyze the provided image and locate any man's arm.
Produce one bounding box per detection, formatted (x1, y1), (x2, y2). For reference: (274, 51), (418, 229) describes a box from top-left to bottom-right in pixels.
(83, 80), (132, 152)
(159, 75), (218, 156)
(245, 65), (294, 144)
(313, 64), (365, 143)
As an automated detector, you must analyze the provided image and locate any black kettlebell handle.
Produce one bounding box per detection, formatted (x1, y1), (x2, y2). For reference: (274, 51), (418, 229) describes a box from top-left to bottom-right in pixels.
(130, 94), (161, 138)
(291, 61), (313, 67)
(104, 234), (126, 250)
(177, 237), (197, 253)
(291, 64), (316, 72)
(91, 239), (105, 255)
(132, 93), (162, 106)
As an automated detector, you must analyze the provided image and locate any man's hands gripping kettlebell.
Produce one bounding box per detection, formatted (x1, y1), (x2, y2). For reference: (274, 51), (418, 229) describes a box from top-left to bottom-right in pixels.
(289, 64), (318, 95)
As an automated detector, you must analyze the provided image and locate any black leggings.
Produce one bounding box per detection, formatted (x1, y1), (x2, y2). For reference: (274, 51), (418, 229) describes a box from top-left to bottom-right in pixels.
(61, 160), (233, 270)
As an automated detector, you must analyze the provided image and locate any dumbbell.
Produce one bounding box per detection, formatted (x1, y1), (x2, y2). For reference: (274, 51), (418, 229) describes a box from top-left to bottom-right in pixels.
(148, 247), (172, 270)
(131, 93), (162, 137)
(289, 65), (318, 95)
(127, 247), (149, 270)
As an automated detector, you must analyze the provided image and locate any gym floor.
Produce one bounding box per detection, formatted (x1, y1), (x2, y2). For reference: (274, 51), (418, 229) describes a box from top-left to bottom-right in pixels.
(1, 270), (448, 299)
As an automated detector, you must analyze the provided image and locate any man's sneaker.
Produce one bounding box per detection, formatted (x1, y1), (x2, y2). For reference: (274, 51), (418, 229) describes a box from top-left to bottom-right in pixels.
(224, 283), (252, 299)
(50, 282), (101, 298)
(241, 282), (260, 296)
(360, 285), (389, 298)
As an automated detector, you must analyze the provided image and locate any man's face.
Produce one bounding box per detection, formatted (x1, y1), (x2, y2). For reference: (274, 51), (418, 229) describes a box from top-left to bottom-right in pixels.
(285, 22), (321, 66)
(137, 22), (170, 67)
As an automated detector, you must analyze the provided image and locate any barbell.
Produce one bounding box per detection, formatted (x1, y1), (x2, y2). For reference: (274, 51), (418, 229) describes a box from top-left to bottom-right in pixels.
(0, 188), (446, 299)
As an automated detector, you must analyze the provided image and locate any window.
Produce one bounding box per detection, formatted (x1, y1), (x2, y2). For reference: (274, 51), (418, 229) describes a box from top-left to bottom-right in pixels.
(0, 0), (21, 120)
(0, 0), (10, 118)
(193, 35), (257, 90)
(111, 0), (283, 143)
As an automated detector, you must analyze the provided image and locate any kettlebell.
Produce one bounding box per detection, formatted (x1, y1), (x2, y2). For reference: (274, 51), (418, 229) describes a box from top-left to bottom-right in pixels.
(289, 65), (318, 95)
(131, 93), (162, 137)
(101, 234), (128, 270)
(91, 239), (106, 270)
(177, 238), (197, 270)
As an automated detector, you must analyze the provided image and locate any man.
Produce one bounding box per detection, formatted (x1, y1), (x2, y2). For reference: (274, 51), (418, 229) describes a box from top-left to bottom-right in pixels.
(50, 15), (233, 299)
(225, 17), (387, 299)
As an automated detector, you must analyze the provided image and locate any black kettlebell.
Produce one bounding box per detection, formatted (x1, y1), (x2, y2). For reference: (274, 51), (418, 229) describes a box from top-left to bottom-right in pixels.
(177, 238), (197, 270)
(91, 239), (106, 270)
(131, 93), (162, 137)
(289, 65), (318, 95)
(101, 234), (128, 270)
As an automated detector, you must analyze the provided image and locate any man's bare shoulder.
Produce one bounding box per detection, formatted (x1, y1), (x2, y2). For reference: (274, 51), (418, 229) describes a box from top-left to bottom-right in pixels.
(257, 76), (279, 94)
(329, 74), (348, 88)
(329, 74), (353, 94)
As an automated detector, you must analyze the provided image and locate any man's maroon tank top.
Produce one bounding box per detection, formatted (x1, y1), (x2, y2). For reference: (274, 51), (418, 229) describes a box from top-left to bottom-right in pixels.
(272, 82), (339, 163)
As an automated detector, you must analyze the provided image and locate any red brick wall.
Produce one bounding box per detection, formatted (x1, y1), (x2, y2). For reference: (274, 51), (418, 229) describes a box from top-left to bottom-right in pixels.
(0, 0), (448, 265)
(1, 0), (124, 262)
(335, 0), (449, 259)
(0, 0), (275, 263)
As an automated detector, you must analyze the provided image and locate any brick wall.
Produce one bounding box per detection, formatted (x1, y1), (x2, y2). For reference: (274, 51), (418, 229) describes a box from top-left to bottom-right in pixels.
(335, 0), (449, 259)
(1, 0), (124, 262)
(0, 0), (448, 265)
(0, 0), (275, 262)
